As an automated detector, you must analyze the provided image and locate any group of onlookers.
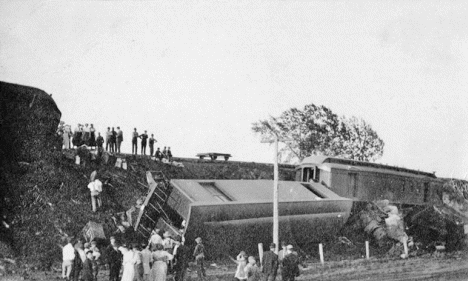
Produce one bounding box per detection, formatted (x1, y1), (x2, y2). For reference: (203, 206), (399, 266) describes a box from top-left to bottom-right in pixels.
(62, 231), (202, 281)
(57, 122), (103, 150)
(61, 238), (102, 281)
(233, 242), (302, 281)
(130, 128), (173, 160)
(104, 127), (124, 153)
(62, 228), (301, 281)
(57, 123), (174, 159)
(146, 228), (198, 281)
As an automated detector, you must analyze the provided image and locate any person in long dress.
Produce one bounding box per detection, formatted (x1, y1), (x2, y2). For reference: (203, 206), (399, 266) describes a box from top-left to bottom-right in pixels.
(89, 124), (96, 148)
(119, 245), (136, 281)
(83, 123), (90, 145)
(151, 243), (173, 281)
(233, 251), (247, 281)
(63, 125), (71, 149)
(73, 124), (82, 148)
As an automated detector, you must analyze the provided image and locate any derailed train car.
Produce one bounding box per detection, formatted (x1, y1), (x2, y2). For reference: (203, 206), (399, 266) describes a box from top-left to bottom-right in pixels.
(135, 156), (464, 258)
(135, 174), (352, 258)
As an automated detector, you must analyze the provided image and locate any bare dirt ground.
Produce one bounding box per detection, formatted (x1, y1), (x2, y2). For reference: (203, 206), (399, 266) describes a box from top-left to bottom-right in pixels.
(3, 253), (467, 281)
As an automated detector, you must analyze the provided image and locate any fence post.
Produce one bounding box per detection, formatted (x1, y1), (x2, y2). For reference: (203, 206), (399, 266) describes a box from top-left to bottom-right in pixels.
(258, 243), (264, 264)
(365, 241), (370, 260)
(319, 243), (324, 265)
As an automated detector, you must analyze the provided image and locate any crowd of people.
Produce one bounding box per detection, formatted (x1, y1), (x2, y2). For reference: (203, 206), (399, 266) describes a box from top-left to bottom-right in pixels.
(57, 122), (174, 160)
(62, 225), (302, 281)
(61, 229), (202, 281)
(232, 242), (302, 281)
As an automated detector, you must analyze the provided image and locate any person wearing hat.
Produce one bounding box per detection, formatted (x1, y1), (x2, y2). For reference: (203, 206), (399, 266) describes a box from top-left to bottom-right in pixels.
(149, 228), (163, 249)
(162, 231), (175, 272)
(155, 148), (162, 161)
(106, 236), (122, 281)
(167, 147), (173, 162)
(89, 124), (96, 148)
(90, 241), (101, 281)
(173, 236), (190, 281)
(82, 123), (90, 145)
(73, 124), (82, 148)
(132, 128), (139, 155)
(149, 134), (157, 157)
(110, 127), (117, 153)
(150, 243), (174, 281)
(82, 250), (97, 281)
(162, 231), (174, 253)
(262, 243), (279, 281)
(234, 250), (248, 281)
(281, 245), (300, 281)
(96, 132), (104, 150)
(84, 242), (91, 253)
(244, 256), (262, 281)
(162, 147), (168, 159)
(193, 237), (206, 281)
(139, 130), (149, 155)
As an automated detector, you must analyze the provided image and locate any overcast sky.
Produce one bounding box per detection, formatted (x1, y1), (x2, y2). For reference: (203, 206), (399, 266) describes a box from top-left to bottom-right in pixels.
(1, 1), (467, 178)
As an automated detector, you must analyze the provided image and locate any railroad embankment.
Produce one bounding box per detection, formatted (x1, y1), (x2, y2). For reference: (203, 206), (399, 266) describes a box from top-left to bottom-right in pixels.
(0, 81), (296, 272)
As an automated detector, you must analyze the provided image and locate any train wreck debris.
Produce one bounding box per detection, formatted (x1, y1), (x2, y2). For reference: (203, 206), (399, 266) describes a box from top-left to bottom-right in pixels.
(134, 172), (353, 259)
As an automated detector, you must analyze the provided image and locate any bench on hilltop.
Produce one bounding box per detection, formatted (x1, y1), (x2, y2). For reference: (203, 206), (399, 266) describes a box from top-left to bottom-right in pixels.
(196, 152), (232, 161)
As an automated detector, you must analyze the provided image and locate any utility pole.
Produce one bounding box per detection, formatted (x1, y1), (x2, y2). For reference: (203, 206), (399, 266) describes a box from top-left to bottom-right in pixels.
(261, 133), (292, 254)
(273, 134), (279, 254)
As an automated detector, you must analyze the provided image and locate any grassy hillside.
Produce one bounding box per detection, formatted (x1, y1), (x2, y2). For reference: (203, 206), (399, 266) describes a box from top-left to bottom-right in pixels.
(2, 149), (295, 269)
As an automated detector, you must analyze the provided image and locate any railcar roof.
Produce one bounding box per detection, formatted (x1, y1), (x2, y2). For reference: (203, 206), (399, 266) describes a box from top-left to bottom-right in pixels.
(300, 155), (436, 178)
(170, 179), (342, 203)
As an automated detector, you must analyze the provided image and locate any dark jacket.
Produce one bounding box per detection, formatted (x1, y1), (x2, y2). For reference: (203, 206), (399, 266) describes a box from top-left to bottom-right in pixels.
(282, 253), (300, 278)
(82, 258), (96, 281)
(106, 245), (122, 265)
(174, 244), (191, 270)
(110, 130), (117, 142)
(96, 136), (104, 147)
(262, 250), (278, 274)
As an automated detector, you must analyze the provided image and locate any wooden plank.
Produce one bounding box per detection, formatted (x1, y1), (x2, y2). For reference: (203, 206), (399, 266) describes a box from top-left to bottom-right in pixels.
(144, 213), (157, 224)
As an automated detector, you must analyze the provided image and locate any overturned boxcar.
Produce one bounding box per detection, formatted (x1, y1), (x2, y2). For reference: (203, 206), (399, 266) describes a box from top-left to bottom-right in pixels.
(135, 173), (352, 258)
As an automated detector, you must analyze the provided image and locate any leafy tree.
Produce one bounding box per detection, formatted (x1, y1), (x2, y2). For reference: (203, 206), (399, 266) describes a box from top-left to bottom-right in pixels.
(252, 104), (384, 163)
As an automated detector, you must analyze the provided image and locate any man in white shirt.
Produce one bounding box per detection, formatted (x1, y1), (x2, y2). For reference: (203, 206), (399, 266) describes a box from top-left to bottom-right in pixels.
(62, 238), (75, 280)
(87, 179), (102, 212)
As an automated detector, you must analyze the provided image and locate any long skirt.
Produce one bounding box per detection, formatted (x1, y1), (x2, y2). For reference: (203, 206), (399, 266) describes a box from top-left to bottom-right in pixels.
(151, 261), (168, 281)
(63, 133), (71, 149)
(73, 132), (83, 147)
(121, 262), (135, 281)
(83, 132), (90, 145)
